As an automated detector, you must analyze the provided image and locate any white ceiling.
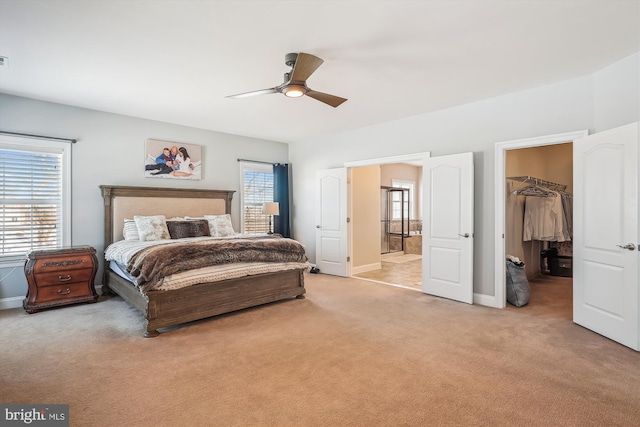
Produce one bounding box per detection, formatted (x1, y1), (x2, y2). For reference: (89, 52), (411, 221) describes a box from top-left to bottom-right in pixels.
(0, 1), (638, 144)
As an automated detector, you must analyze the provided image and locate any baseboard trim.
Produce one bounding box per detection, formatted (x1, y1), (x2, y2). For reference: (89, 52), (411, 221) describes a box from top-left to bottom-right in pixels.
(474, 293), (500, 308)
(0, 296), (24, 310)
(351, 263), (381, 275)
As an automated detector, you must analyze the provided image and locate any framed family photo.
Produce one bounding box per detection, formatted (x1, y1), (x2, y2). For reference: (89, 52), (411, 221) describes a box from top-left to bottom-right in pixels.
(144, 139), (202, 180)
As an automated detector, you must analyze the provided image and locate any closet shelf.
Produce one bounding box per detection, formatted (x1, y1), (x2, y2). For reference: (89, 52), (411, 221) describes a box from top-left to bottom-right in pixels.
(507, 175), (567, 192)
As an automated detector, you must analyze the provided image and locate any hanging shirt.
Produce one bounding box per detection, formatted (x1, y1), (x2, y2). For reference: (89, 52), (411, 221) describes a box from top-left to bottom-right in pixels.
(561, 193), (573, 240)
(523, 193), (567, 242)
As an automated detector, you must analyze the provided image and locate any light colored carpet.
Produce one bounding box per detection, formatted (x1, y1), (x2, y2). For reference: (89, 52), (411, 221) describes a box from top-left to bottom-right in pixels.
(381, 253), (422, 264)
(1, 274), (639, 426)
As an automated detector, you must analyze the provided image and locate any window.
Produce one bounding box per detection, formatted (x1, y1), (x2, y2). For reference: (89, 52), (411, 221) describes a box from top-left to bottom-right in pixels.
(0, 135), (71, 266)
(391, 180), (414, 220)
(239, 162), (273, 234)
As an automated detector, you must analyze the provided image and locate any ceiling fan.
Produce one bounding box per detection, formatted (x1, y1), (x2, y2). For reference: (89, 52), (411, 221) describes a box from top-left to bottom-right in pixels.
(226, 52), (347, 108)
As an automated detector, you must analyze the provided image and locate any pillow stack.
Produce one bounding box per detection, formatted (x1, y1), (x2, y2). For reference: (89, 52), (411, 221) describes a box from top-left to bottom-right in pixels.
(122, 214), (236, 241)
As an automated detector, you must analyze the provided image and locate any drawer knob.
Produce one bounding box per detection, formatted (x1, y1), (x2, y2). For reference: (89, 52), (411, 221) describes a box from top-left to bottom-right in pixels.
(58, 275), (72, 282)
(57, 288), (71, 295)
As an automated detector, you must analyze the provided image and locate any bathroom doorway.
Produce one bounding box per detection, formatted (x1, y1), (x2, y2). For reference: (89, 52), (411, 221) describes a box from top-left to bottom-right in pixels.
(351, 162), (424, 291)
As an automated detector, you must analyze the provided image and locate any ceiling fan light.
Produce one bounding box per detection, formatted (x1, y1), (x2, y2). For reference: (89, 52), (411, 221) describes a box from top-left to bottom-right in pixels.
(283, 85), (306, 98)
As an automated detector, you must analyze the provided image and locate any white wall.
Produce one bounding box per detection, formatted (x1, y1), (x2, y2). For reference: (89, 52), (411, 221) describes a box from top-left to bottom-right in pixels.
(290, 52), (639, 297)
(0, 94), (288, 302)
(593, 52), (640, 132)
(351, 165), (380, 271)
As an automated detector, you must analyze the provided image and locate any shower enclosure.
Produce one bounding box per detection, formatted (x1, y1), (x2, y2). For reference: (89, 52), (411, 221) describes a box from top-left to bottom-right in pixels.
(380, 186), (410, 254)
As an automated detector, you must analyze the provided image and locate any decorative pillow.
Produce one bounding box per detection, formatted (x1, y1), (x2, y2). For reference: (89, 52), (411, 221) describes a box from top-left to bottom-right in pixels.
(123, 219), (140, 241)
(204, 214), (235, 237)
(166, 220), (210, 239)
(134, 215), (171, 241)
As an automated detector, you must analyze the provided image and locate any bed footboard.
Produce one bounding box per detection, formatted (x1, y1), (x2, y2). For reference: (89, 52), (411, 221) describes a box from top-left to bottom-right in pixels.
(106, 269), (305, 337)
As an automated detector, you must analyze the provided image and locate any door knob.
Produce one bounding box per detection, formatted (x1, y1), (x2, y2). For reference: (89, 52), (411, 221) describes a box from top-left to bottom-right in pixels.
(316, 225), (321, 229)
(616, 243), (636, 251)
(458, 233), (470, 238)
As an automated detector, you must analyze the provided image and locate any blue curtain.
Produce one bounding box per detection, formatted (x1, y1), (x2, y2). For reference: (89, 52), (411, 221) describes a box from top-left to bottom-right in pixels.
(273, 163), (290, 237)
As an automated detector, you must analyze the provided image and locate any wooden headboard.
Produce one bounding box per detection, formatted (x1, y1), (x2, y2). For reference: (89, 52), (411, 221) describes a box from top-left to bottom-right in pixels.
(100, 185), (235, 248)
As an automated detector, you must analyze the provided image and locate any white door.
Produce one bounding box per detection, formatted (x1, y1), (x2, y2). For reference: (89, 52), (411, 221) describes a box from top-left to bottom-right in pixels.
(422, 152), (474, 303)
(315, 168), (348, 276)
(573, 122), (639, 351)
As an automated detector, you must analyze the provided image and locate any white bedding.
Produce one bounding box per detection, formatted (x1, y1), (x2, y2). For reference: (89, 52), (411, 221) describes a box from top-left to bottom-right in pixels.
(109, 260), (309, 291)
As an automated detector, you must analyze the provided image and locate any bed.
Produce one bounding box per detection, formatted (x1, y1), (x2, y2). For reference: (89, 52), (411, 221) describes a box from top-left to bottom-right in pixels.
(100, 185), (308, 337)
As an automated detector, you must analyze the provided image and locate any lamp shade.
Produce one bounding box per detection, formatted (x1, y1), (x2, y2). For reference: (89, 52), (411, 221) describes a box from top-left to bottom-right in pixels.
(262, 202), (280, 216)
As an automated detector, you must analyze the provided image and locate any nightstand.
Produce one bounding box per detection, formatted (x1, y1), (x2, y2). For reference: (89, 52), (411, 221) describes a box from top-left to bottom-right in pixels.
(23, 246), (99, 313)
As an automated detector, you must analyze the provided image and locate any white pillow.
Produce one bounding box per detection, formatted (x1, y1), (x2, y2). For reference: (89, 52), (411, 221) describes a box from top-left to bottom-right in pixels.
(123, 219), (140, 241)
(134, 215), (170, 241)
(204, 214), (235, 237)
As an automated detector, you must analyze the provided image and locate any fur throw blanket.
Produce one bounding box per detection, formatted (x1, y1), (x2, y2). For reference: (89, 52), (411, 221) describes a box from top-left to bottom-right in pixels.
(128, 236), (307, 293)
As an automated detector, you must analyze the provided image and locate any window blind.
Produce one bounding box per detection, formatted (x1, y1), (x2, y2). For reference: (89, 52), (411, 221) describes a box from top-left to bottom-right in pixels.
(0, 146), (63, 261)
(241, 166), (274, 234)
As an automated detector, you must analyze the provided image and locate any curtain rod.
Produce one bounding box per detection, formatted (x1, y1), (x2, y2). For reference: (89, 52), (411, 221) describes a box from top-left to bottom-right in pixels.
(0, 130), (77, 144)
(237, 158), (279, 165)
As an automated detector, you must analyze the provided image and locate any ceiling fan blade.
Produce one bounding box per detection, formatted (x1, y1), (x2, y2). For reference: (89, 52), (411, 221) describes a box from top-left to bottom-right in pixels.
(290, 53), (324, 82)
(226, 87), (278, 99)
(306, 89), (347, 108)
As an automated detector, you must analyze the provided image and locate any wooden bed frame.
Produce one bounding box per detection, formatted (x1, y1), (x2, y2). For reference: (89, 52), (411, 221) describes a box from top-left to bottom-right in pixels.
(100, 185), (306, 337)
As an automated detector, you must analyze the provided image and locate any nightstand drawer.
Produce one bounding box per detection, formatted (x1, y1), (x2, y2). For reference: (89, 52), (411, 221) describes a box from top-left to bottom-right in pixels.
(35, 268), (94, 287)
(36, 282), (92, 303)
(33, 254), (94, 272)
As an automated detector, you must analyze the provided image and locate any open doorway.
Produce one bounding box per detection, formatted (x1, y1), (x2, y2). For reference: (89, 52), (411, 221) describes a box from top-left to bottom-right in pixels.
(505, 143), (573, 318)
(494, 130), (587, 309)
(352, 163), (423, 290)
(343, 154), (429, 291)
(322, 151), (473, 303)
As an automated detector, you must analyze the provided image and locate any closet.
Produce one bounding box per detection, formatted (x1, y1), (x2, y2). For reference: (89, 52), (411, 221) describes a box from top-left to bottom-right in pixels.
(505, 143), (573, 307)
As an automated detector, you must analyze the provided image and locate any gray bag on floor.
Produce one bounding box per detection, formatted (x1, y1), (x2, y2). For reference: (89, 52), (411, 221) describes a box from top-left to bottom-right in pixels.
(506, 259), (530, 307)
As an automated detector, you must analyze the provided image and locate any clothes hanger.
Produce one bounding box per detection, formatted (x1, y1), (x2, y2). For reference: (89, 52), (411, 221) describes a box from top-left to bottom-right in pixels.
(513, 183), (556, 197)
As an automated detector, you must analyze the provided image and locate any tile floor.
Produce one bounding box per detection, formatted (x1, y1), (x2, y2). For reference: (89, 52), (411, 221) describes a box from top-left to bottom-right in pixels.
(353, 253), (422, 290)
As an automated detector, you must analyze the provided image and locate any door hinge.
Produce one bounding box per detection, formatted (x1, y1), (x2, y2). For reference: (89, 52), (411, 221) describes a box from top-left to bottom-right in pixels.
(346, 217), (351, 223)
(347, 256), (351, 262)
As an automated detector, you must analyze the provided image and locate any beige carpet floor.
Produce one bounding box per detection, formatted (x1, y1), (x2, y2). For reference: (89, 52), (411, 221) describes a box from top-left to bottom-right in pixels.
(1, 273), (639, 426)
